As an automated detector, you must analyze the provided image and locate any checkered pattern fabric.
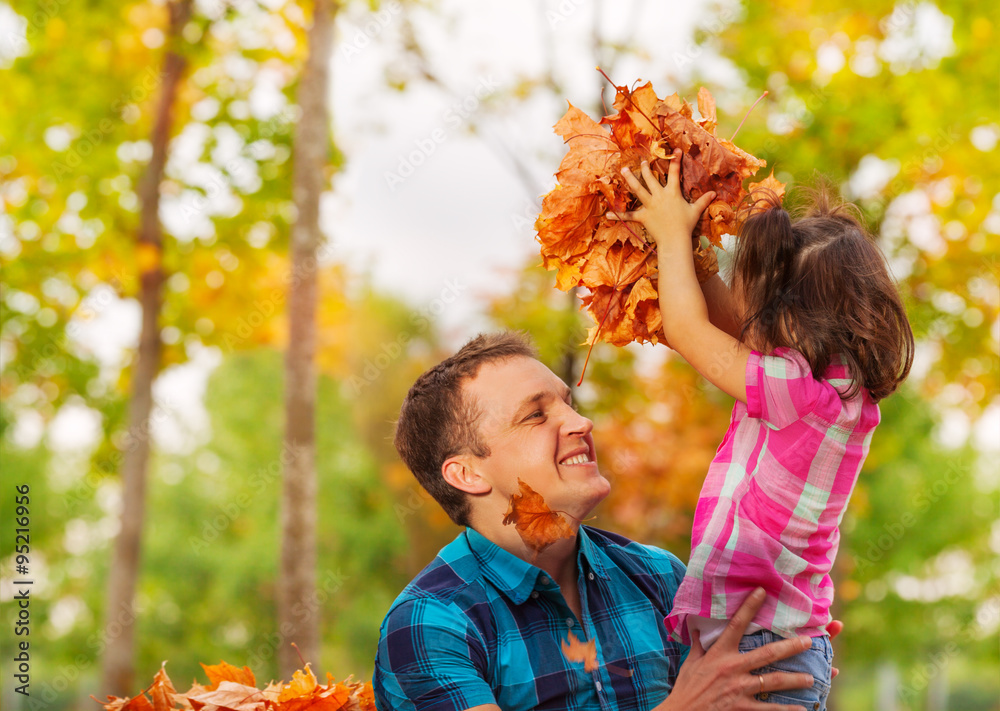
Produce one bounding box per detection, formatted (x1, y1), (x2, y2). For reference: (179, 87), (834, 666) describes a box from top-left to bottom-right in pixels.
(665, 348), (880, 644)
(374, 526), (688, 711)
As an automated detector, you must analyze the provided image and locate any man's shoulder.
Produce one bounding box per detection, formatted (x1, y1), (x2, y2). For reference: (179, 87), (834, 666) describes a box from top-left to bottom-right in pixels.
(382, 531), (484, 621)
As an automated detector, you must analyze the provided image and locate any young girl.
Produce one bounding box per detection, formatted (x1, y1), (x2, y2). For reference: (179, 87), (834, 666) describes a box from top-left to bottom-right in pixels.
(614, 152), (913, 710)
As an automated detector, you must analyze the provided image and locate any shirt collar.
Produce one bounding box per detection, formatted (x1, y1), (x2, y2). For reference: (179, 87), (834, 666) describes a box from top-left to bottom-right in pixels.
(576, 525), (611, 580)
(464, 525), (610, 604)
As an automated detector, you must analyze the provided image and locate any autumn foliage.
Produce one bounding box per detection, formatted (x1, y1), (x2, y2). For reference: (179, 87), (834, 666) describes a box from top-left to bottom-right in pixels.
(93, 661), (376, 711)
(535, 76), (783, 349)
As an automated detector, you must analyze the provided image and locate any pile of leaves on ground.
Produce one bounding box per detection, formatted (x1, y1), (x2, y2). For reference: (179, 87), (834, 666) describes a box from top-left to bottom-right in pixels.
(93, 660), (376, 711)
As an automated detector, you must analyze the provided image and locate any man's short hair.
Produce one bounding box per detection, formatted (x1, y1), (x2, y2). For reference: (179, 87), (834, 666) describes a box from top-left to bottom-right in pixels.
(393, 331), (538, 526)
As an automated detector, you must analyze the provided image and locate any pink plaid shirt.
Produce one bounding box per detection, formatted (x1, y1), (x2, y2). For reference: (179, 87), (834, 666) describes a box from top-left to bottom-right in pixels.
(664, 348), (880, 645)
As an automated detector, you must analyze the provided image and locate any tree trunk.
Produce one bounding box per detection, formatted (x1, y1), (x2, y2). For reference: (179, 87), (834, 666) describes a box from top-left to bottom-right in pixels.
(278, 0), (337, 678)
(101, 0), (192, 698)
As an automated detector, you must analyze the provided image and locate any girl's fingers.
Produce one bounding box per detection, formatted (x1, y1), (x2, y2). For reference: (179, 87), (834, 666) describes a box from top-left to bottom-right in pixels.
(640, 161), (659, 193)
(606, 210), (638, 222)
(620, 167), (651, 202)
(693, 190), (716, 214)
(667, 149), (682, 190)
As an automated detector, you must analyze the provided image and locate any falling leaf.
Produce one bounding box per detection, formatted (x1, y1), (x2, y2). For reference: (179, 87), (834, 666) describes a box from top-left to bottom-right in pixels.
(536, 75), (782, 354)
(502, 478), (575, 558)
(561, 632), (599, 673)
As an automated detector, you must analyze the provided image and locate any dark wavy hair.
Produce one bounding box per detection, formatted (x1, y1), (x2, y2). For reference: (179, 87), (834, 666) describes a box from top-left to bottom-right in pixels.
(730, 188), (914, 401)
(393, 331), (537, 526)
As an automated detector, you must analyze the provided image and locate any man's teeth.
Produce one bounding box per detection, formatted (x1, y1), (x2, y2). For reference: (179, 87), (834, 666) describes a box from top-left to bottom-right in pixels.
(562, 454), (591, 465)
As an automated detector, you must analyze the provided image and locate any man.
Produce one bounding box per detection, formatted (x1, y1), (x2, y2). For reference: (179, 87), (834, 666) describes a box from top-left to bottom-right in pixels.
(375, 332), (826, 711)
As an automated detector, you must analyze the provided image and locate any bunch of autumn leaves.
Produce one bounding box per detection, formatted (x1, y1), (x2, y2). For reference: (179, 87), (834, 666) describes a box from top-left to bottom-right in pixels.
(95, 661), (376, 711)
(536, 80), (784, 347)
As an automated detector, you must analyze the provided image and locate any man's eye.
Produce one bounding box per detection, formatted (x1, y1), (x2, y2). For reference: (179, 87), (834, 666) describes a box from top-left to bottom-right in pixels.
(525, 410), (544, 420)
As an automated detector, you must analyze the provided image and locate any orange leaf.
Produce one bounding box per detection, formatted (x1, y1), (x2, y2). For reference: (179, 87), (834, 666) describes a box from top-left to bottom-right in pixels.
(150, 663), (187, 711)
(201, 662), (256, 692)
(278, 666), (319, 703)
(746, 169), (787, 215)
(502, 478), (575, 559)
(560, 632), (599, 673)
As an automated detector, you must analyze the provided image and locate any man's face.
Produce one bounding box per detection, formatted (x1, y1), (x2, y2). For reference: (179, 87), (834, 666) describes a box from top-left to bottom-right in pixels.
(461, 356), (611, 522)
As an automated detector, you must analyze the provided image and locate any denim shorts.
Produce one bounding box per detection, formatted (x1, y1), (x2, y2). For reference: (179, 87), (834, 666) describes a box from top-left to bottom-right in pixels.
(738, 630), (833, 711)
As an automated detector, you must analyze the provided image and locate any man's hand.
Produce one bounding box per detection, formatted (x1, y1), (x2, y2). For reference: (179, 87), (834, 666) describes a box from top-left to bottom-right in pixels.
(657, 589), (815, 711)
(827, 619), (843, 679)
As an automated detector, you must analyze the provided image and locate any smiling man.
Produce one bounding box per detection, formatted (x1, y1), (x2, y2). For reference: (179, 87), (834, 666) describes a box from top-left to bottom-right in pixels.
(374, 331), (820, 711)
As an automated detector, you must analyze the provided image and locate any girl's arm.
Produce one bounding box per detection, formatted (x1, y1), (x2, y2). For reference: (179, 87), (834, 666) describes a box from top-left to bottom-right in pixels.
(615, 153), (751, 402)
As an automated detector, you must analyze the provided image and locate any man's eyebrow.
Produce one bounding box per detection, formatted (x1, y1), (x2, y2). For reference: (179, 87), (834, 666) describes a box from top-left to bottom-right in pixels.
(512, 392), (548, 423)
(511, 385), (573, 423)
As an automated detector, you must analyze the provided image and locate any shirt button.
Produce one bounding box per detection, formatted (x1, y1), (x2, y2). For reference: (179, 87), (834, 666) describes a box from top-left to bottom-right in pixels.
(530, 591), (539, 599)
(566, 618), (574, 628)
(587, 572), (595, 581)
(540, 575), (550, 585)
(595, 681), (602, 692)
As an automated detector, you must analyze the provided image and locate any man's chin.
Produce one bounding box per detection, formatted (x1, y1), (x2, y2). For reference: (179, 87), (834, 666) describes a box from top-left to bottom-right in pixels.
(569, 473), (612, 519)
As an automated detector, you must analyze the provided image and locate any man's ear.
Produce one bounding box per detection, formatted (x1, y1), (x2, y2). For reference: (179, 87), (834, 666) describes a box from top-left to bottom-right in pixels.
(442, 456), (492, 495)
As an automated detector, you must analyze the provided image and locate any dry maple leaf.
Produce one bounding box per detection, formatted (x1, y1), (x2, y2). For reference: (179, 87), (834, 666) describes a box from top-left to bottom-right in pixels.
(187, 681), (267, 711)
(502, 478), (575, 559)
(536, 72), (782, 368)
(560, 632), (599, 673)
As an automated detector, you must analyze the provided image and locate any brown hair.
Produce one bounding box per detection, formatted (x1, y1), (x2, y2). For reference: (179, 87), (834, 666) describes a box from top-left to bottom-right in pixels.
(393, 331), (538, 526)
(731, 188), (914, 401)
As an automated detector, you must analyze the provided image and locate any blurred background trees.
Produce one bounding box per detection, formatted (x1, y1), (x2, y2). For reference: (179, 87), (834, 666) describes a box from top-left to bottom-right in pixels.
(1, 1), (996, 710)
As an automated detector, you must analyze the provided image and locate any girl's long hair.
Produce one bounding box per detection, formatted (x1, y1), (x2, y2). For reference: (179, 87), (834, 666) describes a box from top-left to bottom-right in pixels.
(731, 188), (914, 401)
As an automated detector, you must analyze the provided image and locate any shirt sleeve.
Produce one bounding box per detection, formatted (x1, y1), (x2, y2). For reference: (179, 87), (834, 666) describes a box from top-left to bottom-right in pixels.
(374, 596), (497, 711)
(745, 348), (825, 428)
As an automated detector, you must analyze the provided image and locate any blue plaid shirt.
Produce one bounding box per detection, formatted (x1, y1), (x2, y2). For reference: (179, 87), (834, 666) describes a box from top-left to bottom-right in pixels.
(374, 526), (688, 711)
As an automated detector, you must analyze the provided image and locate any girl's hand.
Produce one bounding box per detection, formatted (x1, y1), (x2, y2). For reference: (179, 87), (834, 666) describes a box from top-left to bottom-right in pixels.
(611, 150), (715, 250)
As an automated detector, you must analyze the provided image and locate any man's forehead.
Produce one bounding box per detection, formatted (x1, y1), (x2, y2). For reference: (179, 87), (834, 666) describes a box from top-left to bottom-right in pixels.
(463, 356), (567, 414)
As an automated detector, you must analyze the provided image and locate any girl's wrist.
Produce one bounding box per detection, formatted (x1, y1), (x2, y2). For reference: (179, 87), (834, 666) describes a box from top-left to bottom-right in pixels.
(652, 229), (693, 254)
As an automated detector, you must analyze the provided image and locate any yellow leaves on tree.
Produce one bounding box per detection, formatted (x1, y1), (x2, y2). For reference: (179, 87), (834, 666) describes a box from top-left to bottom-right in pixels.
(93, 662), (376, 711)
(536, 75), (782, 354)
(502, 478), (575, 560)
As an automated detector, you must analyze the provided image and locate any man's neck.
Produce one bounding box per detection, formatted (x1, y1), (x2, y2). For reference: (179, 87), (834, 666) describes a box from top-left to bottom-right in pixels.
(534, 535), (584, 622)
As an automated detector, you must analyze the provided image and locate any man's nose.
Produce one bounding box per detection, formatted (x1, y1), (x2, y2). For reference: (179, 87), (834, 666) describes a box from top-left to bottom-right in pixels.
(560, 402), (593, 437)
